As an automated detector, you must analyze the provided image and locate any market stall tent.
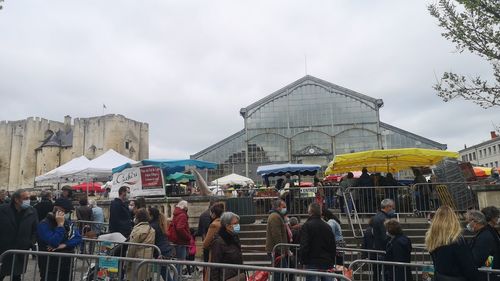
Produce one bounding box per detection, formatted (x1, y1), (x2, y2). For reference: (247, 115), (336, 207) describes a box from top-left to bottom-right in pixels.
(211, 173), (254, 186)
(35, 155), (90, 183)
(72, 182), (103, 193)
(67, 149), (138, 180)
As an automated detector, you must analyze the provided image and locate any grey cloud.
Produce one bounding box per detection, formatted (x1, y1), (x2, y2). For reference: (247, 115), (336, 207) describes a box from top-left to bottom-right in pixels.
(0, 0), (498, 159)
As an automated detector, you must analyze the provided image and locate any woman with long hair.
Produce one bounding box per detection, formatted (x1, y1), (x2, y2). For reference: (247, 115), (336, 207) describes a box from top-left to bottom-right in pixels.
(148, 207), (173, 281)
(425, 205), (478, 281)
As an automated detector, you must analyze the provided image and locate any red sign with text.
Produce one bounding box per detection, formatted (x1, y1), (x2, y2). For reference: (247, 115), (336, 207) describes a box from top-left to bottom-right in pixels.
(140, 166), (163, 188)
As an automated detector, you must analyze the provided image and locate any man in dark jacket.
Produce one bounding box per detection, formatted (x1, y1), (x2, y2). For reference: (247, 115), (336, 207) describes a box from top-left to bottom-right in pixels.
(371, 199), (395, 281)
(467, 210), (500, 281)
(300, 202), (336, 281)
(37, 198), (82, 281)
(356, 168), (376, 213)
(265, 199), (289, 281)
(0, 189), (38, 281)
(197, 200), (215, 262)
(384, 219), (412, 281)
(34, 191), (54, 222)
(109, 186), (132, 238)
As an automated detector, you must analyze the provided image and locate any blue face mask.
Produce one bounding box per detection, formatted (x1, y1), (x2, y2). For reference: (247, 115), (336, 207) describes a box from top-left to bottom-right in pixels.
(232, 224), (240, 234)
(387, 210), (396, 216)
(280, 208), (287, 215)
(21, 200), (31, 210)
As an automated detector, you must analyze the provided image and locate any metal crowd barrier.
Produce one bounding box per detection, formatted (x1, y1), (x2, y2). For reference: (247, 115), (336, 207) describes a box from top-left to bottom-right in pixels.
(0, 249), (177, 281)
(0, 249), (351, 281)
(349, 259), (431, 281)
(74, 220), (109, 236)
(135, 258), (353, 281)
(81, 238), (162, 259)
(479, 267), (500, 281)
(272, 243), (386, 269)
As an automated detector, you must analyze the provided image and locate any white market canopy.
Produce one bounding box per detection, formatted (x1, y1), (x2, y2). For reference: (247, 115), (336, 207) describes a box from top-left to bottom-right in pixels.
(67, 149), (138, 180)
(35, 155), (90, 183)
(211, 173), (254, 186)
(35, 149), (137, 183)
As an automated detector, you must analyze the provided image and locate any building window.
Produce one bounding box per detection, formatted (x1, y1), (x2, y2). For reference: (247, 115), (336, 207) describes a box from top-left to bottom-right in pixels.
(491, 162), (494, 167)
(489, 147), (492, 155)
(125, 141), (130, 149)
(496, 161), (498, 167)
(472, 152), (476, 160)
(484, 148), (487, 156)
(494, 146), (497, 154)
(480, 150), (483, 158)
(462, 156), (467, 162)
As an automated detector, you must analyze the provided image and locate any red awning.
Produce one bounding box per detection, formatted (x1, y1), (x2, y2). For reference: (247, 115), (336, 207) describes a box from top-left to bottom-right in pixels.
(72, 182), (103, 193)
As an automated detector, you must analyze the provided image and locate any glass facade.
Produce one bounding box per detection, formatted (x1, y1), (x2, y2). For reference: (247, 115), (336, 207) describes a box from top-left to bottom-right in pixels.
(191, 76), (446, 181)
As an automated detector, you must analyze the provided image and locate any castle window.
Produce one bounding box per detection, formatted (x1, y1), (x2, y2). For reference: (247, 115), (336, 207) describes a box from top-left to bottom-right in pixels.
(125, 141), (130, 149)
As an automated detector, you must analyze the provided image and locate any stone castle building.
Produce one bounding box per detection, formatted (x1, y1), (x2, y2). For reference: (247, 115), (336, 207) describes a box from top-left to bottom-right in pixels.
(0, 114), (149, 190)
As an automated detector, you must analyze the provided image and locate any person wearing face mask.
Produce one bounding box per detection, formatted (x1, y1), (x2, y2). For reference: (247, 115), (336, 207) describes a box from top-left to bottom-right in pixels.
(266, 199), (289, 281)
(0, 189), (38, 281)
(383, 219), (412, 281)
(168, 200), (191, 274)
(37, 198), (82, 281)
(467, 210), (500, 281)
(109, 186), (132, 238)
(209, 212), (243, 281)
(371, 199), (395, 281)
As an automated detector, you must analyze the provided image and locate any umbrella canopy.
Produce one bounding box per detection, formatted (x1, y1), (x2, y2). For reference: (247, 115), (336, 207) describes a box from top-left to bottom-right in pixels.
(325, 148), (459, 175)
(257, 164), (321, 177)
(473, 166), (492, 177)
(113, 159), (217, 175)
(72, 182), (103, 193)
(211, 173), (254, 186)
(166, 172), (195, 183)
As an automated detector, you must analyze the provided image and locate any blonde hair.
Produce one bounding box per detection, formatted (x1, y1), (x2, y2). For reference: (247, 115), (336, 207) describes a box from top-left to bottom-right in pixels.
(425, 205), (462, 252)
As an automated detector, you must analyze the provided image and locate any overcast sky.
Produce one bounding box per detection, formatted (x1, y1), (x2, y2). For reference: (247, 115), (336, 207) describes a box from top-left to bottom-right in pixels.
(0, 1), (497, 159)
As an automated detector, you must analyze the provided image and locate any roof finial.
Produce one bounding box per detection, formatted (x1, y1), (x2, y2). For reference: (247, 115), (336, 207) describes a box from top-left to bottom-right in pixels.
(304, 54), (308, 76)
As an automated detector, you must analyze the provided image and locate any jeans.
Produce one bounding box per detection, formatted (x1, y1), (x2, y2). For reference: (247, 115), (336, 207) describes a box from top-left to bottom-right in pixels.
(175, 245), (187, 276)
(304, 264), (333, 281)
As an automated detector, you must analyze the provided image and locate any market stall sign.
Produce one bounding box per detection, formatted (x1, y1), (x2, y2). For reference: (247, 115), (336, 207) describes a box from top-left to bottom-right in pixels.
(110, 166), (165, 198)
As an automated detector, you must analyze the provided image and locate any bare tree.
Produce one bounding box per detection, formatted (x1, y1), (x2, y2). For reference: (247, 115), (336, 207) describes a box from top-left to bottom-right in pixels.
(429, 0), (500, 108)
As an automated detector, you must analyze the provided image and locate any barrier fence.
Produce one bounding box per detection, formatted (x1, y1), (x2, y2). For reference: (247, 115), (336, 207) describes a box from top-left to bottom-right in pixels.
(271, 243), (386, 271)
(0, 249), (352, 281)
(228, 181), (484, 221)
(0, 249), (177, 281)
(74, 220), (109, 237)
(348, 259), (431, 281)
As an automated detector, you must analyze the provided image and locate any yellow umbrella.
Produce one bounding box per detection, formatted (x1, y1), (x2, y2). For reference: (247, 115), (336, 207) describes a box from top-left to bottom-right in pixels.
(325, 148), (459, 175)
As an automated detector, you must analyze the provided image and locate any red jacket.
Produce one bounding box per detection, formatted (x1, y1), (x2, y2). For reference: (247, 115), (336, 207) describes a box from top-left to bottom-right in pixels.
(172, 207), (191, 245)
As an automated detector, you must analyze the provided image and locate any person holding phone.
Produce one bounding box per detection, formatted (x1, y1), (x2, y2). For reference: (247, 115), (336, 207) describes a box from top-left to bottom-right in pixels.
(37, 198), (82, 281)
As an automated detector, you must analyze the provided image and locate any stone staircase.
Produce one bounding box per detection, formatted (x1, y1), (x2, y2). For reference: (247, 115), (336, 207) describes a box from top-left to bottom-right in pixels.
(240, 217), (434, 266)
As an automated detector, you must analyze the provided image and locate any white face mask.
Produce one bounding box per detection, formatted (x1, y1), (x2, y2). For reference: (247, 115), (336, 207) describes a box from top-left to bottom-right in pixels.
(21, 199), (31, 210)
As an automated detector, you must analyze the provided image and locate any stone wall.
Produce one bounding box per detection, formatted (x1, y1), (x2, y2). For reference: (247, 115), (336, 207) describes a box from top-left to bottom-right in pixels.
(0, 114), (149, 190)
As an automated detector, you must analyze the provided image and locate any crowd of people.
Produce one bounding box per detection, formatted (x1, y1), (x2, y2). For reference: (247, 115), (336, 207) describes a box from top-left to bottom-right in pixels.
(0, 178), (499, 281)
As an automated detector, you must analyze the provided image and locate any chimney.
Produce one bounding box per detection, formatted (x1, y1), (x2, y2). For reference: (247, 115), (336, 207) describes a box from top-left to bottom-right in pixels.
(64, 115), (72, 130)
(491, 131), (498, 139)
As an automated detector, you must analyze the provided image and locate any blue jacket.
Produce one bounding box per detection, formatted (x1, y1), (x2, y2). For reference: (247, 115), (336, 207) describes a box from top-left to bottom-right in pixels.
(109, 198), (132, 237)
(37, 218), (82, 252)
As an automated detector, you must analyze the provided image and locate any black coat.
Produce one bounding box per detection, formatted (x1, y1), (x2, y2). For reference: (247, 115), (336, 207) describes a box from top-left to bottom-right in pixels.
(384, 234), (412, 281)
(299, 215), (336, 267)
(470, 225), (500, 281)
(210, 229), (243, 281)
(372, 211), (390, 251)
(0, 203), (38, 276)
(34, 200), (54, 222)
(197, 208), (212, 238)
(431, 237), (478, 281)
(109, 198), (132, 238)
